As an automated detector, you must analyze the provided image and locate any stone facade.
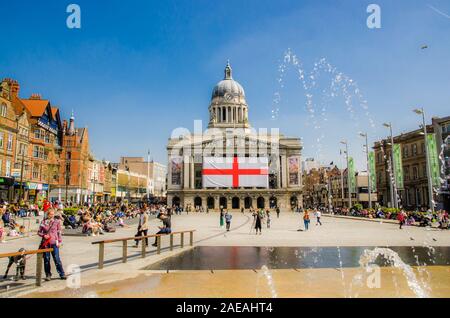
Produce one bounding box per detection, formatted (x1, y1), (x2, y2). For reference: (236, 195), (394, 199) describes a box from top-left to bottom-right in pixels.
(166, 64), (303, 211)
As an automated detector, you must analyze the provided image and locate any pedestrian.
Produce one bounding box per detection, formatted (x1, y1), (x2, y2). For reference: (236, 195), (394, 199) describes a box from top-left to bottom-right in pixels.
(225, 211), (232, 231)
(37, 208), (66, 281)
(151, 213), (172, 246)
(134, 207), (149, 248)
(303, 210), (310, 231)
(397, 210), (406, 229)
(253, 209), (263, 235)
(266, 210), (271, 229)
(315, 209), (322, 226)
(276, 206), (280, 218)
(220, 208), (224, 228)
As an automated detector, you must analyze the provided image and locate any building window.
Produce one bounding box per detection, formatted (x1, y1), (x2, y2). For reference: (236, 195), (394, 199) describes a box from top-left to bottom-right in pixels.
(413, 166), (418, 180)
(403, 146), (409, 158)
(45, 132), (50, 143)
(33, 145), (39, 158)
(7, 133), (13, 151)
(5, 160), (11, 177)
(0, 104), (7, 117)
(18, 143), (26, 156)
(412, 144), (418, 156)
(32, 164), (39, 179)
(0, 133), (3, 149)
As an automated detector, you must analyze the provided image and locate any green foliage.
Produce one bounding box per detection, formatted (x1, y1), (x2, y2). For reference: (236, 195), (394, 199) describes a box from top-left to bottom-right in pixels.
(352, 203), (363, 211)
(63, 207), (79, 216)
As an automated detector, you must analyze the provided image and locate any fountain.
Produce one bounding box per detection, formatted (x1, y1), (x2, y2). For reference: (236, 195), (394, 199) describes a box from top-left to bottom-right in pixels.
(359, 247), (430, 298)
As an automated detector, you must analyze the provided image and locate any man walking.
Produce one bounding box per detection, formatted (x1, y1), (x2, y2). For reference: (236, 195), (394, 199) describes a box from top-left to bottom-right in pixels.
(276, 207), (280, 219)
(134, 207), (149, 247)
(315, 209), (322, 226)
(225, 211), (232, 231)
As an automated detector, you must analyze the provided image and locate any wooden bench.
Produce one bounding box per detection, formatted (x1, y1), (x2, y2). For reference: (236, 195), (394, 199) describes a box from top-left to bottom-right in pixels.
(0, 248), (53, 287)
(91, 230), (196, 269)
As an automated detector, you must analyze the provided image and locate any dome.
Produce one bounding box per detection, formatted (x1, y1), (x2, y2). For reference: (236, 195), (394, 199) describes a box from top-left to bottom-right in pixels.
(211, 62), (245, 99)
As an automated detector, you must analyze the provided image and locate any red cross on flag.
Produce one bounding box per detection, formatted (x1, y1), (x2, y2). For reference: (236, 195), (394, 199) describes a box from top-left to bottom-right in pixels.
(202, 157), (269, 188)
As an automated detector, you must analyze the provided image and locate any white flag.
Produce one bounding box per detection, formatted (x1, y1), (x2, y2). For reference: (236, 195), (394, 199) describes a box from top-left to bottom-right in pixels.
(202, 157), (269, 188)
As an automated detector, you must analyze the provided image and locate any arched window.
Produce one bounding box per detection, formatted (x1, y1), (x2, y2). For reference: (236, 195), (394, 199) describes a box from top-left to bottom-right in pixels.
(222, 107), (226, 122)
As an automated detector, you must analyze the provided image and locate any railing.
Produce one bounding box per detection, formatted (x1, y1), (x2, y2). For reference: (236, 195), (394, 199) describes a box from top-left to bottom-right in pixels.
(91, 230), (196, 269)
(0, 248), (53, 287)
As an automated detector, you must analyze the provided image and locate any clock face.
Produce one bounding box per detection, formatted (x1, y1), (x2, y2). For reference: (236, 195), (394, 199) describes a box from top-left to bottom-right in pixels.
(224, 93), (233, 101)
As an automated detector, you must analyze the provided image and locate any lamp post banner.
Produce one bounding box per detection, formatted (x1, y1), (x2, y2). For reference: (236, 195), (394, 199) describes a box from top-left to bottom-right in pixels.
(348, 157), (356, 193)
(427, 133), (440, 187)
(368, 151), (377, 192)
(393, 144), (404, 189)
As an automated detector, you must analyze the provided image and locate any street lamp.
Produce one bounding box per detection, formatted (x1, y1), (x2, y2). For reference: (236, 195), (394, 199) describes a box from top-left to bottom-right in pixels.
(340, 140), (352, 209)
(383, 122), (398, 209)
(413, 107), (435, 212)
(359, 132), (372, 209)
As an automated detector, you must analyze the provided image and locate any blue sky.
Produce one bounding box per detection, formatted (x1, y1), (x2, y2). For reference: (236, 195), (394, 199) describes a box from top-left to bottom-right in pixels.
(1, 0), (449, 169)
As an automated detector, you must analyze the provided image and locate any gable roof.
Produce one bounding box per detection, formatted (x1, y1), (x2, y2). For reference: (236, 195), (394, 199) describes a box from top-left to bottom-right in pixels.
(20, 98), (50, 118)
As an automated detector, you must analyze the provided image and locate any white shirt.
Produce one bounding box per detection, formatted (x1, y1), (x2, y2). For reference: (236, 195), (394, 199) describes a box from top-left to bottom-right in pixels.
(316, 211), (321, 218)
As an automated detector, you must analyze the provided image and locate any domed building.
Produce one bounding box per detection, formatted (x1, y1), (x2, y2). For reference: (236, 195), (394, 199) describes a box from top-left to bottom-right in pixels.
(166, 63), (303, 211)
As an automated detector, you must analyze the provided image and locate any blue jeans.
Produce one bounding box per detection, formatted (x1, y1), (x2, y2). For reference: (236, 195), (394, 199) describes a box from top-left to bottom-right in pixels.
(304, 220), (310, 230)
(43, 244), (65, 277)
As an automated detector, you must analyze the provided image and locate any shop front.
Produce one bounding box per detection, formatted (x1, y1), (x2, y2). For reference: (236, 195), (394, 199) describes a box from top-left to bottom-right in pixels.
(0, 177), (15, 202)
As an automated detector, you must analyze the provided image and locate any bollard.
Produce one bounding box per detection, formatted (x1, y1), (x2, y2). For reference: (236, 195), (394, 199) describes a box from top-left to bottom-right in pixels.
(35, 253), (43, 287)
(141, 237), (146, 258)
(170, 234), (174, 251)
(98, 242), (105, 269)
(180, 232), (184, 248)
(190, 231), (194, 246)
(157, 236), (161, 254)
(122, 240), (127, 263)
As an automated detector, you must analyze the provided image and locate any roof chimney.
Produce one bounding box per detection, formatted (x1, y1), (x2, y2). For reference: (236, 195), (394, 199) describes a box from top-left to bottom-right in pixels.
(2, 78), (20, 98)
(30, 93), (42, 100)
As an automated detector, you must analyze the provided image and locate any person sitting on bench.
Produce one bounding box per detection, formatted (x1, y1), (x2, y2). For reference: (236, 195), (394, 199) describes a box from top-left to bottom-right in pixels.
(151, 213), (171, 247)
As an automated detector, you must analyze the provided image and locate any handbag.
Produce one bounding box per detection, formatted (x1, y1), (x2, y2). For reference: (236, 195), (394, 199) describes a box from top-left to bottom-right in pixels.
(39, 220), (56, 249)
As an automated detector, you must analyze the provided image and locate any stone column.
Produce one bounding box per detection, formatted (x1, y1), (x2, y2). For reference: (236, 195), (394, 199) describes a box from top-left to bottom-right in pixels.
(281, 155), (288, 188)
(183, 155), (190, 189)
(277, 155), (281, 189)
(190, 156), (195, 189)
(214, 196), (219, 211)
(240, 197), (244, 210)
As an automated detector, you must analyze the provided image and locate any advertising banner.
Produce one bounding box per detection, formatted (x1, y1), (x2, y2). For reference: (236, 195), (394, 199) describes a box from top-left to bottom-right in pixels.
(348, 157), (356, 193)
(368, 151), (377, 192)
(288, 156), (300, 185)
(427, 133), (440, 187)
(393, 144), (404, 189)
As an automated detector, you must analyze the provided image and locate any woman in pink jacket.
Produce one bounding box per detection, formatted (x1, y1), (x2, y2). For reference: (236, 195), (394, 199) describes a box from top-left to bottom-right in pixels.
(38, 208), (66, 281)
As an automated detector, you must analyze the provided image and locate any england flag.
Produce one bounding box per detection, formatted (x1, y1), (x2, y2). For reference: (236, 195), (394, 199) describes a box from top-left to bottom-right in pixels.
(202, 157), (269, 188)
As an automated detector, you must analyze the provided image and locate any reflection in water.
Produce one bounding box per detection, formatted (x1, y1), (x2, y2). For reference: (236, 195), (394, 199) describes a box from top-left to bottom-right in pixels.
(142, 246), (450, 271)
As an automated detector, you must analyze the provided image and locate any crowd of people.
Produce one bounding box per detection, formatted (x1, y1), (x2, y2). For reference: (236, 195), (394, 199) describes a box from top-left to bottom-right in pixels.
(331, 206), (449, 230)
